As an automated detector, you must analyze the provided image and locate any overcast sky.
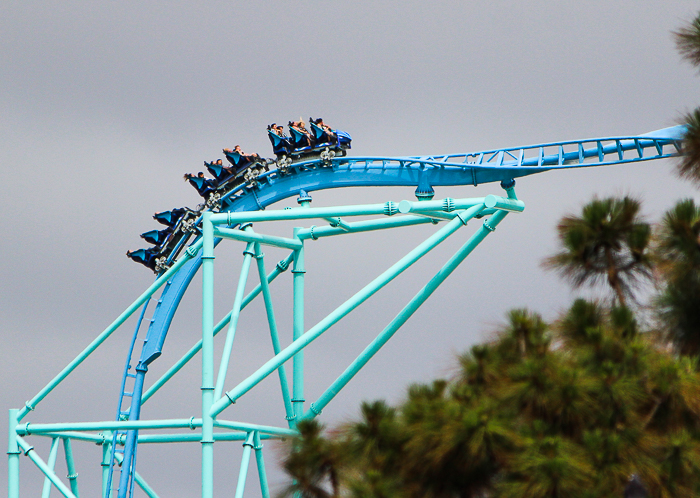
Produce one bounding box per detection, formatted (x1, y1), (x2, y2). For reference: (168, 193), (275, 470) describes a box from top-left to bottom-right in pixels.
(2, 2), (699, 496)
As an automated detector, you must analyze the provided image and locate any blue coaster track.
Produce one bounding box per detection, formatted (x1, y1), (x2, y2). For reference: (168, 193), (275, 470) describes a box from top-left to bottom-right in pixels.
(95, 124), (688, 497)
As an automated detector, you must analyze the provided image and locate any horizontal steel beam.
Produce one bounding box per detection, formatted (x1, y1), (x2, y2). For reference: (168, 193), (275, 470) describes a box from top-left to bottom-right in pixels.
(213, 227), (302, 250)
(210, 196), (505, 225)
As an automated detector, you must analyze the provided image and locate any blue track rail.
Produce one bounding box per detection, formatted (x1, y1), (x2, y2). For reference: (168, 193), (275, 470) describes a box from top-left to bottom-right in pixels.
(111, 125), (684, 497)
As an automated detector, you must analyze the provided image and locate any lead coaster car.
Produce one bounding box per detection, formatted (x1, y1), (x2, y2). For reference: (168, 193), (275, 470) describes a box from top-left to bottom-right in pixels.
(267, 120), (351, 172)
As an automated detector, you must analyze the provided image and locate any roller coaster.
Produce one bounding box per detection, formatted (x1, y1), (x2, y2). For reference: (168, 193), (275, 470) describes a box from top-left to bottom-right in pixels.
(7, 120), (685, 497)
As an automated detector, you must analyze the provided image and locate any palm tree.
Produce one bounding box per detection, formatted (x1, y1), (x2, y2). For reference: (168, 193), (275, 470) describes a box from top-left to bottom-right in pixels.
(654, 199), (700, 277)
(675, 13), (700, 185)
(653, 199), (700, 355)
(544, 196), (653, 306)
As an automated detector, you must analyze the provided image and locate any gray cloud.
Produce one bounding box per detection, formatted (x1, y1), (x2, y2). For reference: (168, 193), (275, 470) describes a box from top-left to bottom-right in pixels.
(2, 1), (699, 495)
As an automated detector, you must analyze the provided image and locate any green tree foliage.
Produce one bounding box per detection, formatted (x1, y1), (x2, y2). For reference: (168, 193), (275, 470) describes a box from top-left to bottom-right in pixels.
(278, 306), (700, 497)
(543, 196), (652, 306)
(653, 200), (700, 356)
(675, 13), (700, 185)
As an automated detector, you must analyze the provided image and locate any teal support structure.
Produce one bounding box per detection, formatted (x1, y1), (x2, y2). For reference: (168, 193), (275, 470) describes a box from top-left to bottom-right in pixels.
(210, 200), (487, 417)
(10, 123), (682, 497)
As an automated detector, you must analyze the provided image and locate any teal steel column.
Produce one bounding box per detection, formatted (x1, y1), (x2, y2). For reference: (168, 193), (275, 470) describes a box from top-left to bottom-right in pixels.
(41, 437), (60, 498)
(8, 409), (20, 498)
(101, 436), (112, 498)
(214, 239), (255, 401)
(253, 432), (270, 498)
(306, 206), (515, 418)
(62, 438), (79, 497)
(234, 432), (255, 498)
(201, 211), (215, 498)
(253, 243), (294, 424)
(291, 227), (305, 423)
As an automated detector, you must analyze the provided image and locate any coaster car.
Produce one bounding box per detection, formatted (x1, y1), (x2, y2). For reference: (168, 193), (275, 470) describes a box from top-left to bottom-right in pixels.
(126, 248), (158, 271)
(186, 155), (269, 205)
(154, 208), (188, 227)
(267, 125), (294, 157)
(266, 119), (351, 162)
(184, 173), (217, 198)
(223, 150), (263, 174)
(309, 118), (351, 151)
(127, 208), (200, 273)
(205, 160), (229, 181)
(141, 227), (174, 246)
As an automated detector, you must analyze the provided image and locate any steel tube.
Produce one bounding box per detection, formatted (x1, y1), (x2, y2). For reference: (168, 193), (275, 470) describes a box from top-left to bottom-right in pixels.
(33, 429), (277, 444)
(254, 243), (294, 423)
(396, 195), (523, 214)
(214, 241), (255, 400)
(211, 203), (392, 224)
(41, 437), (60, 498)
(16, 437), (76, 498)
(213, 420), (297, 438)
(61, 438), (79, 497)
(18, 419), (203, 434)
(201, 211), (215, 498)
(141, 252), (294, 405)
(18, 238), (203, 422)
(210, 203), (486, 417)
(307, 209), (512, 417)
(101, 437), (111, 498)
(211, 196), (497, 226)
(8, 409), (20, 498)
(253, 432), (270, 498)
(292, 230), (305, 422)
(234, 433), (255, 498)
(296, 215), (435, 240)
(213, 227), (302, 250)
(131, 432), (275, 444)
(33, 432), (104, 444)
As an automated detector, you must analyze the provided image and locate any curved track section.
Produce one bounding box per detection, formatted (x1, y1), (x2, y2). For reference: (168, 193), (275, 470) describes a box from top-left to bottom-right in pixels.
(117, 125), (684, 495)
(145, 125), (684, 362)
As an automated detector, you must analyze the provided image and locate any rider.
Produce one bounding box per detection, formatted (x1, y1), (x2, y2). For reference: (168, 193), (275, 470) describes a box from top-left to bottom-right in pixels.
(268, 123), (286, 137)
(312, 117), (336, 142)
(289, 119), (313, 147)
(223, 145), (261, 164)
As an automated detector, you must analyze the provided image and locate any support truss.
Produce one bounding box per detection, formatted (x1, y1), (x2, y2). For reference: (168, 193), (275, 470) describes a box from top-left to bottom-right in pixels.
(8, 182), (522, 497)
